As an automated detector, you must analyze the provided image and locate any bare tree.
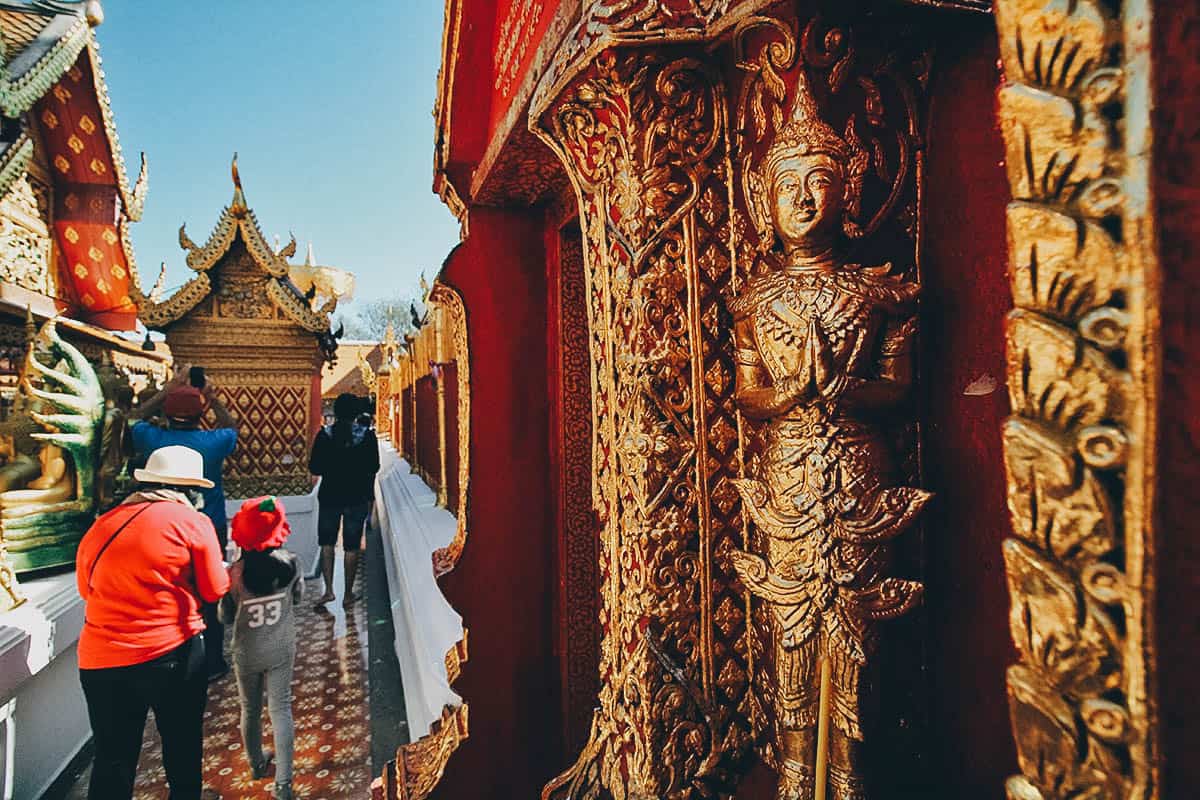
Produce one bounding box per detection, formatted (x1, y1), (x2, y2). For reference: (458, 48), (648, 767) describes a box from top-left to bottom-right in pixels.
(335, 296), (415, 342)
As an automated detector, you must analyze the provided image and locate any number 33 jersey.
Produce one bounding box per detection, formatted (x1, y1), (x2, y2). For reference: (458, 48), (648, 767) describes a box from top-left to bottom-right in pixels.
(219, 551), (303, 670)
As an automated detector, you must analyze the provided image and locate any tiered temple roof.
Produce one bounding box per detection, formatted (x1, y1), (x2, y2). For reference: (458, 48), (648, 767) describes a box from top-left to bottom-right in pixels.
(134, 158), (333, 335)
(0, 0), (148, 329)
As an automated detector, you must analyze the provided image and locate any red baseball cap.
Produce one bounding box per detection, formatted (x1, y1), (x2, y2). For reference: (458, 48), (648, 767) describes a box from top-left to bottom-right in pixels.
(231, 496), (291, 552)
(163, 386), (205, 420)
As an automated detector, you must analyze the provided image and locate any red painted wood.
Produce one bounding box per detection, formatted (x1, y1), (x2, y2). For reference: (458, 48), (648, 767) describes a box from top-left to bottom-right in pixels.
(488, 0), (556, 140)
(917, 20), (1015, 799)
(416, 375), (440, 488)
(433, 208), (561, 799)
(1152, 2), (1200, 793)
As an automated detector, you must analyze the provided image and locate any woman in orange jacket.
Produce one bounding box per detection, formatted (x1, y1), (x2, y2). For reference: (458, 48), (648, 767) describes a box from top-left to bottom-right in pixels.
(76, 445), (230, 800)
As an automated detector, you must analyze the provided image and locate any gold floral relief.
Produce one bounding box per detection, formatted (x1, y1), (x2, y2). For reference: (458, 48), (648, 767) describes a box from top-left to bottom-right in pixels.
(991, 0), (1160, 796)
(532, 4), (934, 796)
(375, 280), (471, 800)
(537, 48), (744, 800)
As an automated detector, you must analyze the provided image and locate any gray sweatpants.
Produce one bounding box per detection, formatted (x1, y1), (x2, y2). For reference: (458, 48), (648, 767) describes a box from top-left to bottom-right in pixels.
(234, 654), (295, 783)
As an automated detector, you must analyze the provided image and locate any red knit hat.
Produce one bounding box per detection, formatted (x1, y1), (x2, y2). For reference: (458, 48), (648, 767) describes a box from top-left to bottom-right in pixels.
(231, 496), (290, 552)
(163, 386), (205, 420)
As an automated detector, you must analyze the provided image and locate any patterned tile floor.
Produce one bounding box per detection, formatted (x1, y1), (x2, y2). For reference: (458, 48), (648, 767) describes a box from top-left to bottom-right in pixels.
(65, 556), (372, 800)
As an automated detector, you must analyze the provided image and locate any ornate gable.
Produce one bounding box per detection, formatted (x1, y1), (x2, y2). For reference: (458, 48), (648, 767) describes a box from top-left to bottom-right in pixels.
(135, 158), (333, 337)
(0, 3), (148, 329)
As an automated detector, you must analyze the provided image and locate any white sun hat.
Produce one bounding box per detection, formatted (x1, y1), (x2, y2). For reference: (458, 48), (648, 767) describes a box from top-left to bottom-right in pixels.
(133, 445), (215, 489)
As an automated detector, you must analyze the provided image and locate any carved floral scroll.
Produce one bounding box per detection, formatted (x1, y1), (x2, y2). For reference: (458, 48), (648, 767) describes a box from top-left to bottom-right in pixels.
(535, 49), (749, 799)
(991, 0), (1160, 796)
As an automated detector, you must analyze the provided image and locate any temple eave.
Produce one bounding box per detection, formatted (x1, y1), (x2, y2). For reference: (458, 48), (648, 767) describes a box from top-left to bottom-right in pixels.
(0, 13), (88, 117)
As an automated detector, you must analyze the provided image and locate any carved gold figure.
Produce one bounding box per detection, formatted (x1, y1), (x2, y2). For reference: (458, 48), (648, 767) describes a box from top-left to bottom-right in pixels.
(728, 68), (929, 800)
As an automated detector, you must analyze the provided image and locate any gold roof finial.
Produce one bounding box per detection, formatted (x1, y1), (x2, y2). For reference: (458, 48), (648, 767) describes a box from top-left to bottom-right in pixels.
(84, 0), (104, 27)
(230, 153), (248, 217)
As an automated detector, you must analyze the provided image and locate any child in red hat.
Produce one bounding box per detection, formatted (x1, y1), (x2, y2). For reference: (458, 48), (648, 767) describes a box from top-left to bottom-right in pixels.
(218, 497), (301, 800)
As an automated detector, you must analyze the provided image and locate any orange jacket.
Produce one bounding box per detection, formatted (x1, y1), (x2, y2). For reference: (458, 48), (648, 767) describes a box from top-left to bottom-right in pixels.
(76, 497), (230, 669)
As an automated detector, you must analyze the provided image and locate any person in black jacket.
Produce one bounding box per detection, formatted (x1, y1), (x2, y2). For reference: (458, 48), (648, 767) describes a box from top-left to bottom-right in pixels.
(308, 393), (379, 607)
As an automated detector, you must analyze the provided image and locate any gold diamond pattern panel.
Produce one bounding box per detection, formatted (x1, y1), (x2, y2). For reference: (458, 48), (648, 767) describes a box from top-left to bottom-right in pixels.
(214, 378), (313, 499)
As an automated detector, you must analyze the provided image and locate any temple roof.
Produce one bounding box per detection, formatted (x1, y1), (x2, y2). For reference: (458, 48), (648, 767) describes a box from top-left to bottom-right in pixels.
(133, 158), (333, 334)
(0, 2), (149, 330)
(0, 4), (145, 216)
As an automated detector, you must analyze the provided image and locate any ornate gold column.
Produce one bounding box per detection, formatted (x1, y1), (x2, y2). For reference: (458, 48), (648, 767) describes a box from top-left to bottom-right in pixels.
(534, 31), (748, 800)
(434, 304), (450, 508)
(407, 335), (419, 472)
(991, 0), (1161, 797)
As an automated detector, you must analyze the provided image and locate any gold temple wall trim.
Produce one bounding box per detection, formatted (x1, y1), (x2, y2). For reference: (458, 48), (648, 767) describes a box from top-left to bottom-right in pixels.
(991, 0), (1161, 795)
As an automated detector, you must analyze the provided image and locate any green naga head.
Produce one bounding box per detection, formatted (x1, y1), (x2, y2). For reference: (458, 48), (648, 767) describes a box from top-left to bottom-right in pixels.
(1, 318), (105, 572)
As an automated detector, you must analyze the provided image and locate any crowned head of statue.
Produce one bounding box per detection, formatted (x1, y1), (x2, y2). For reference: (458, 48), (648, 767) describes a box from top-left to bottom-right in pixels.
(748, 67), (870, 264)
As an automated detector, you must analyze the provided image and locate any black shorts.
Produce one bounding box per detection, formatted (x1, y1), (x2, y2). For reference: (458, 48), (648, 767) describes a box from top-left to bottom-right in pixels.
(317, 502), (370, 551)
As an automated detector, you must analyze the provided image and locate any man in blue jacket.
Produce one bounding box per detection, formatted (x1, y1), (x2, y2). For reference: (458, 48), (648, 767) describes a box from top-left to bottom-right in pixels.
(130, 366), (239, 681)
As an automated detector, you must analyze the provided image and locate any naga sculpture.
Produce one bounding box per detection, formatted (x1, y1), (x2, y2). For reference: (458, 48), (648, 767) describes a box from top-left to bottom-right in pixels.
(0, 319), (104, 572)
(728, 65), (930, 800)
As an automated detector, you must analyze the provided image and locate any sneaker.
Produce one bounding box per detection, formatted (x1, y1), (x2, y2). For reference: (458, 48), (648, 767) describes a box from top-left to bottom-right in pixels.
(251, 749), (274, 779)
(273, 780), (293, 800)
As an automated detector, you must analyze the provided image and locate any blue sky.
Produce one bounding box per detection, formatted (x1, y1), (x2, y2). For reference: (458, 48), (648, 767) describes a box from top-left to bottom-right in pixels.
(95, 1), (460, 316)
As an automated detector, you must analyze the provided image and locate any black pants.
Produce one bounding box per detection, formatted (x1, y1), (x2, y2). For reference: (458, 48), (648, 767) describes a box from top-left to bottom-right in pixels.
(80, 635), (209, 800)
(202, 602), (228, 676)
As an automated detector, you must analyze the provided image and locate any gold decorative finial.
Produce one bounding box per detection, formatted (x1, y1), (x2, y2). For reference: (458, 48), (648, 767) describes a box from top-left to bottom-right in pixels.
(84, 0), (104, 27)
(149, 263), (167, 303)
(230, 153), (247, 217)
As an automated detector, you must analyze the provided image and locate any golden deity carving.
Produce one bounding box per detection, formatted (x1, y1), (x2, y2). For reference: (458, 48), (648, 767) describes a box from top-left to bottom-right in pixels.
(728, 67), (930, 800)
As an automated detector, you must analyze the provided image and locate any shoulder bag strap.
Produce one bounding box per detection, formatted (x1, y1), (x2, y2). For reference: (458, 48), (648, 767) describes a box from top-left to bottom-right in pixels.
(86, 502), (156, 590)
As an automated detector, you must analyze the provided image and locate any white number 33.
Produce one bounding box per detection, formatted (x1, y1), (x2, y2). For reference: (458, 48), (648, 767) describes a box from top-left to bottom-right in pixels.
(246, 599), (282, 628)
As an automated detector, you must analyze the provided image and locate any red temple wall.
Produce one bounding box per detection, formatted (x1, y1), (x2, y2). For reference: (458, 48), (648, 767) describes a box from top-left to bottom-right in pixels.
(488, 0), (557, 141)
(1153, 1), (1200, 792)
(434, 207), (560, 799)
(401, 387), (414, 463)
(441, 0), (502, 191)
(916, 18), (1016, 798)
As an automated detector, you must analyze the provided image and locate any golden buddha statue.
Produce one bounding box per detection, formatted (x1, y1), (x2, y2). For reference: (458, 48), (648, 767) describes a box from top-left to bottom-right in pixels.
(0, 432), (38, 493)
(0, 442), (75, 517)
(729, 68), (931, 800)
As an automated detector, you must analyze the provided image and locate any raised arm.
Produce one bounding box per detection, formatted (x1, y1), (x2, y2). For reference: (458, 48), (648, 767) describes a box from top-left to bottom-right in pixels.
(129, 365), (188, 421)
